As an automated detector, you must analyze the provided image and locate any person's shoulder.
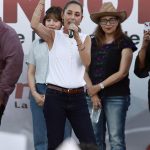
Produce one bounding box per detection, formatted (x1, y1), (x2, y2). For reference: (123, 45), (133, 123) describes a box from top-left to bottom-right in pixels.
(0, 22), (22, 47)
(0, 21), (15, 34)
(119, 34), (138, 52)
(0, 21), (9, 30)
(0, 22), (19, 41)
(31, 38), (47, 49)
(121, 34), (133, 43)
(3, 22), (16, 33)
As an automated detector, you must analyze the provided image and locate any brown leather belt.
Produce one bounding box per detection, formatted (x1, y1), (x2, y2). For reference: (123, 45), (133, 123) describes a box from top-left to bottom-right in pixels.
(47, 84), (85, 94)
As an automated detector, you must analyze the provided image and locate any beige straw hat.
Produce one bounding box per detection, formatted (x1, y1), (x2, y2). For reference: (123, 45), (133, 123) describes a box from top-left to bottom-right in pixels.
(90, 2), (127, 24)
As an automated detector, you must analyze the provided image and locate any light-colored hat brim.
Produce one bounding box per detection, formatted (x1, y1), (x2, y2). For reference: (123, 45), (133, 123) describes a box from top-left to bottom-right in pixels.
(90, 11), (127, 24)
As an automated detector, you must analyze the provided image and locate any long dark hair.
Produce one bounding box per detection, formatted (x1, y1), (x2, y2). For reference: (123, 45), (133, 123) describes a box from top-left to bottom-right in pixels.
(39, 6), (62, 43)
(94, 19), (125, 47)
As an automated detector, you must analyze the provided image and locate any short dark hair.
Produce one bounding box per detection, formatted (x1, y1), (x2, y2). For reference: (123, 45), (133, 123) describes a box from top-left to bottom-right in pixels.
(40, 6), (62, 43)
(42, 6), (62, 25)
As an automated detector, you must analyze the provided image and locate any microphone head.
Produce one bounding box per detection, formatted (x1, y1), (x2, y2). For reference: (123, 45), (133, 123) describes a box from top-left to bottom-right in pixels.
(68, 20), (75, 38)
(69, 29), (74, 38)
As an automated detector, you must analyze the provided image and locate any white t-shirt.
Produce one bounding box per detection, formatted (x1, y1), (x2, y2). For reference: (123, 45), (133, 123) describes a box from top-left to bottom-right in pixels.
(46, 30), (87, 88)
(26, 39), (49, 83)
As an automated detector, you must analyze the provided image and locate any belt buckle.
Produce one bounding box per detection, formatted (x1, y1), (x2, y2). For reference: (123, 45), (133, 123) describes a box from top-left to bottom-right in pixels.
(67, 89), (70, 94)
(63, 88), (70, 94)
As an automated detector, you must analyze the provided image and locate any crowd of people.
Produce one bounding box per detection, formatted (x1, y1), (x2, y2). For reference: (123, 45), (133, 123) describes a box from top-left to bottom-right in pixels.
(0, 0), (150, 150)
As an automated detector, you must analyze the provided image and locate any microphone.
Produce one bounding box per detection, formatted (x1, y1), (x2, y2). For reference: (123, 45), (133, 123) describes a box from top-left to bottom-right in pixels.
(69, 29), (74, 38)
(69, 20), (75, 38)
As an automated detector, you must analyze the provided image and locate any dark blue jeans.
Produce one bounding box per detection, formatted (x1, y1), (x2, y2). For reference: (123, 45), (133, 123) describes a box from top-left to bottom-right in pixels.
(43, 88), (96, 150)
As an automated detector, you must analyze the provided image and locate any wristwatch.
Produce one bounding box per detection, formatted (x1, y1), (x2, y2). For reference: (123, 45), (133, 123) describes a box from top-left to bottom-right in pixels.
(99, 83), (104, 89)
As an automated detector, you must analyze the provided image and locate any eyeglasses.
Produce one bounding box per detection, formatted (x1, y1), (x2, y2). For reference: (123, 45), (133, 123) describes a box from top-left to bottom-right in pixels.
(99, 18), (118, 25)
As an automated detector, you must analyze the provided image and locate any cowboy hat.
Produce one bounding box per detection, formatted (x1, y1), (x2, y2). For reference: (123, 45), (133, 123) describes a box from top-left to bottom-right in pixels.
(90, 2), (127, 24)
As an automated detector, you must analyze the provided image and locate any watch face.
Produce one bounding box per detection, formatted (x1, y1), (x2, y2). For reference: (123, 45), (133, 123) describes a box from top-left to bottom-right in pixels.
(100, 83), (104, 89)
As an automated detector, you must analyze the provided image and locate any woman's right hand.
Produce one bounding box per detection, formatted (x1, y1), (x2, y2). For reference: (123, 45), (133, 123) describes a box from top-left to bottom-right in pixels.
(87, 84), (101, 97)
(91, 94), (102, 109)
(32, 92), (45, 106)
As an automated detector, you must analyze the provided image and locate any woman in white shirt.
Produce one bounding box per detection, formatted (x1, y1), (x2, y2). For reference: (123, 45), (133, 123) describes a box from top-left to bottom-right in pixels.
(31, 0), (96, 150)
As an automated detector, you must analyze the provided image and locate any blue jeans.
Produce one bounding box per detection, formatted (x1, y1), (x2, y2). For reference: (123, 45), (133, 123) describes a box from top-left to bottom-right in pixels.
(43, 88), (96, 150)
(30, 84), (72, 150)
(87, 95), (130, 150)
(29, 84), (48, 150)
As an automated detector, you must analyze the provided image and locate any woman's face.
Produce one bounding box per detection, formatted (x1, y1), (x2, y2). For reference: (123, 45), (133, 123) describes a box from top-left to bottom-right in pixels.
(99, 16), (119, 35)
(45, 16), (62, 30)
(62, 3), (83, 29)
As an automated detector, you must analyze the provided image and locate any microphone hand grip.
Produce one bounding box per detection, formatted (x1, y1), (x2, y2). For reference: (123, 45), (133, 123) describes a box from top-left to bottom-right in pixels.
(68, 22), (74, 38)
(69, 29), (74, 38)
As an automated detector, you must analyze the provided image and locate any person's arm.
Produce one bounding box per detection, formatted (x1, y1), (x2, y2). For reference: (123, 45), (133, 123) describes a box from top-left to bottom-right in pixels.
(0, 29), (24, 105)
(27, 64), (36, 95)
(138, 46), (147, 69)
(134, 31), (150, 78)
(71, 24), (91, 67)
(84, 71), (101, 108)
(27, 64), (45, 106)
(101, 48), (133, 87)
(31, 0), (54, 43)
(84, 70), (93, 88)
(75, 35), (91, 67)
(137, 31), (150, 69)
(88, 48), (133, 96)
